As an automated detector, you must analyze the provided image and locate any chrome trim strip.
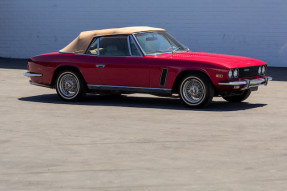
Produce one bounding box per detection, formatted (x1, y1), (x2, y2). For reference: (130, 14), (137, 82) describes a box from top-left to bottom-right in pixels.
(58, 51), (77, 54)
(218, 76), (272, 87)
(127, 36), (132, 56)
(96, 64), (105, 68)
(29, 80), (52, 88)
(24, 72), (42, 77)
(87, 84), (172, 94)
(132, 33), (145, 56)
(97, 37), (100, 56)
(129, 35), (143, 56)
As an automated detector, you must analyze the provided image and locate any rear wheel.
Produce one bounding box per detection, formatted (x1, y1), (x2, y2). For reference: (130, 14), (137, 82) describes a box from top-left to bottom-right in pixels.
(222, 89), (251, 102)
(179, 73), (214, 108)
(55, 70), (85, 101)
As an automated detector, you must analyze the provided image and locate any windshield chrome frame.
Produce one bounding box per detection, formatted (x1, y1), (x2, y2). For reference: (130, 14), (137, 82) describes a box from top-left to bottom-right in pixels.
(131, 33), (145, 56)
(129, 35), (144, 57)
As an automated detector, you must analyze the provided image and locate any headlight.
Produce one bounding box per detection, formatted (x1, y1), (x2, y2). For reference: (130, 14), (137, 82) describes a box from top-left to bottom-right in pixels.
(233, 69), (239, 78)
(258, 66), (262, 75)
(262, 65), (266, 74)
(228, 69), (239, 79)
(228, 70), (233, 79)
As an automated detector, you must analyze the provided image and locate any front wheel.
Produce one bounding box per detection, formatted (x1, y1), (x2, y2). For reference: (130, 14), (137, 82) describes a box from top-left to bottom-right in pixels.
(179, 74), (214, 108)
(222, 89), (251, 102)
(56, 70), (85, 101)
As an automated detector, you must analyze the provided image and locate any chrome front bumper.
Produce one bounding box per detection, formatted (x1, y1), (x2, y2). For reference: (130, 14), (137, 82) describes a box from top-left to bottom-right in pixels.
(218, 76), (272, 88)
(24, 72), (42, 77)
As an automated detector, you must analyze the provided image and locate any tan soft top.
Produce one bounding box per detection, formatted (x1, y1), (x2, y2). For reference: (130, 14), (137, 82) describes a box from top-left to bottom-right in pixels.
(59, 26), (165, 54)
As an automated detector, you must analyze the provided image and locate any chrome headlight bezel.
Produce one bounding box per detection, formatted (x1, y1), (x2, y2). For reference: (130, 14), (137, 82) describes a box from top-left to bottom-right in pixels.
(233, 68), (239, 78)
(228, 69), (239, 79)
(258, 66), (262, 75)
(261, 65), (266, 75)
(228, 70), (233, 79)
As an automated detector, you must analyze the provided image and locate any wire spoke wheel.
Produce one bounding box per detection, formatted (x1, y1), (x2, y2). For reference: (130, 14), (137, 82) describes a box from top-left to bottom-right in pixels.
(56, 70), (84, 101)
(59, 73), (79, 98)
(182, 78), (205, 104)
(179, 74), (214, 108)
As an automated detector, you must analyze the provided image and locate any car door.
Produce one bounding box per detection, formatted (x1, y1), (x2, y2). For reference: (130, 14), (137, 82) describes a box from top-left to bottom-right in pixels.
(87, 36), (149, 87)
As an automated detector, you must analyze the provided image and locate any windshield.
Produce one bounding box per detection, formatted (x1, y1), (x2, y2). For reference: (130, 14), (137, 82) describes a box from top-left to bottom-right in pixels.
(134, 31), (189, 55)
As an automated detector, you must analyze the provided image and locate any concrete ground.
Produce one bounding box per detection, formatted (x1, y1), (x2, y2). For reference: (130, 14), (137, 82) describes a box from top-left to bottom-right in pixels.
(0, 58), (287, 191)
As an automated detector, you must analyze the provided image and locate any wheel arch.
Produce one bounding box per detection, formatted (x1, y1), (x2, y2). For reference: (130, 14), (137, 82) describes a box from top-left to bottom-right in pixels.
(172, 69), (214, 93)
(51, 65), (86, 87)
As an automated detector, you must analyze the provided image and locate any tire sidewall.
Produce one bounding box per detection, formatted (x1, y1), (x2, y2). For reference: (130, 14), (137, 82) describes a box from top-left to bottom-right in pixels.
(179, 74), (214, 107)
(56, 70), (84, 101)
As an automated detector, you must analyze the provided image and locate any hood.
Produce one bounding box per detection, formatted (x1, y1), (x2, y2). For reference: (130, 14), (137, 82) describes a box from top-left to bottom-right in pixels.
(153, 52), (266, 69)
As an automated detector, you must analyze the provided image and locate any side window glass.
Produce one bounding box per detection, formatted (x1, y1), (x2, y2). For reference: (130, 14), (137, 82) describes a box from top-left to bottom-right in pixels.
(86, 38), (99, 55)
(99, 37), (130, 56)
(129, 36), (141, 56)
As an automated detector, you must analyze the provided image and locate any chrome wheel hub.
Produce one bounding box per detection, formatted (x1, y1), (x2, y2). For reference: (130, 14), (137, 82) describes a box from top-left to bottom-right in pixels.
(65, 81), (72, 88)
(182, 78), (205, 104)
(189, 86), (199, 95)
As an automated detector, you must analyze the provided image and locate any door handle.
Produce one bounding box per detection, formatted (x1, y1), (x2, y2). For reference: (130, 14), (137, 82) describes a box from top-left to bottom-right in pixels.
(96, 64), (105, 68)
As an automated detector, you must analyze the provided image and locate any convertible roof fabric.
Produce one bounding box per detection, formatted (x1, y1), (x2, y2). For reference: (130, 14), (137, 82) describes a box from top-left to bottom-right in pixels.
(59, 26), (165, 54)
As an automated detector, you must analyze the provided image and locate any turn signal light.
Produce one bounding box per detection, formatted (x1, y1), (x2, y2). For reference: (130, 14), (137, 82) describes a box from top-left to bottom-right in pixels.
(216, 74), (223, 78)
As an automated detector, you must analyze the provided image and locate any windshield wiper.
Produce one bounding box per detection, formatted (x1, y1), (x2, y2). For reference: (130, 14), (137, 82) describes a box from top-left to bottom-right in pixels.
(173, 47), (190, 54)
(172, 47), (181, 54)
(149, 48), (189, 55)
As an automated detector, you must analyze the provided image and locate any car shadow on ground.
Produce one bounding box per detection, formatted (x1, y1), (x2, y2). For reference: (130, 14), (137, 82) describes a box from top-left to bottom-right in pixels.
(18, 94), (267, 112)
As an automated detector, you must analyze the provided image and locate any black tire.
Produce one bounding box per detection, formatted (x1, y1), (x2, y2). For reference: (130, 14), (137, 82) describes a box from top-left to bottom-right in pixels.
(55, 70), (86, 101)
(222, 89), (251, 102)
(179, 73), (214, 108)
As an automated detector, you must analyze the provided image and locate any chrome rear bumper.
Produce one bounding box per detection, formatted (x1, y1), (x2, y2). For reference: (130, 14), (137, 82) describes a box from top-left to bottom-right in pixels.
(218, 76), (272, 88)
(24, 72), (42, 77)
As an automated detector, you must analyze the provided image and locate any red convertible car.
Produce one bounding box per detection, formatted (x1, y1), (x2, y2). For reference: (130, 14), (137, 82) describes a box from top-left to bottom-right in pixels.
(24, 26), (272, 107)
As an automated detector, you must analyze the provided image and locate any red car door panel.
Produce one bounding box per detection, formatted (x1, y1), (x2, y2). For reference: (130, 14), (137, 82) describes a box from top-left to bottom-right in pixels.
(94, 56), (150, 87)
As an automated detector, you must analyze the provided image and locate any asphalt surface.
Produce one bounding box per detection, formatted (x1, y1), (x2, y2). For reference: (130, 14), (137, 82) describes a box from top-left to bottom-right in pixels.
(0, 57), (287, 191)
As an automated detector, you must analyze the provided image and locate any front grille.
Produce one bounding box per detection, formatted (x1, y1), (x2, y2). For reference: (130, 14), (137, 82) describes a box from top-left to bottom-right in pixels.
(238, 66), (260, 78)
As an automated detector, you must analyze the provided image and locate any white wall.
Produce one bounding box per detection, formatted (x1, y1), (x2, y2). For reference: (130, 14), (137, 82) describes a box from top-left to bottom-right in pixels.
(0, 0), (286, 66)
